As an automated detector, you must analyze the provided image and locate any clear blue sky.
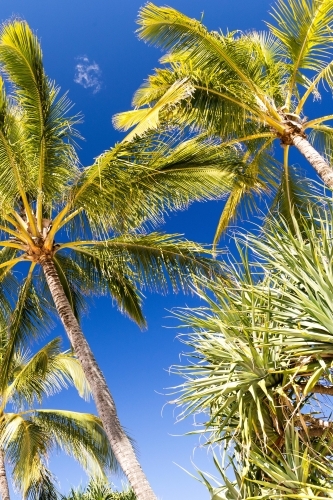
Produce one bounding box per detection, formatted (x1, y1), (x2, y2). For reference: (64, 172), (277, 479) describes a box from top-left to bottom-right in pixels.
(1, 1), (324, 499)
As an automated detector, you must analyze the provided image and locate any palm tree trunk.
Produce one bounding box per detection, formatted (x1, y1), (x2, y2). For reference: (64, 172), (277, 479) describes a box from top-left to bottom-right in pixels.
(0, 449), (10, 500)
(40, 255), (156, 500)
(292, 134), (333, 189)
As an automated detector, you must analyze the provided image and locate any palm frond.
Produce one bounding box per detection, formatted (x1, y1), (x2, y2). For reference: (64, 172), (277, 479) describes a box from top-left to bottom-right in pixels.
(136, 3), (277, 118)
(68, 131), (243, 234)
(213, 143), (278, 247)
(113, 78), (194, 141)
(0, 264), (54, 394)
(267, 0), (333, 103)
(267, 166), (319, 234)
(61, 232), (223, 299)
(31, 410), (121, 477)
(0, 20), (80, 213)
(5, 338), (90, 408)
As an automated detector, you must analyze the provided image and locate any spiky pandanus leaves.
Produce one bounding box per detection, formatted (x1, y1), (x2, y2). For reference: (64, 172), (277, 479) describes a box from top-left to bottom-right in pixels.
(115, 0), (333, 244)
(0, 337), (120, 499)
(171, 196), (333, 497)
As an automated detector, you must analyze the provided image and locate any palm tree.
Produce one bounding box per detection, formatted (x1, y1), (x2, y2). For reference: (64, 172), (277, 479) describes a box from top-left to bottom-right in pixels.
(0, 19), (241, 500)
(0, 336), (121, 500)
(115, 0), (333, 246)
(171, 200), (333, 498)
(64, 479), (136, 500)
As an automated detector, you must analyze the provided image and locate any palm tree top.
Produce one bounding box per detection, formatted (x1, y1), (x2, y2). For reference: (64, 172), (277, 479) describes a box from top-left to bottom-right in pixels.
(114, 0), (333, 247)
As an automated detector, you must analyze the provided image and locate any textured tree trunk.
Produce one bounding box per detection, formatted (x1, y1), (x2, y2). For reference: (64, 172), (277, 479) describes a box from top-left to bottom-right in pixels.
(40, 255), (156, 500)
(292, 134), (333, 189)
(0, 449), (10, 500)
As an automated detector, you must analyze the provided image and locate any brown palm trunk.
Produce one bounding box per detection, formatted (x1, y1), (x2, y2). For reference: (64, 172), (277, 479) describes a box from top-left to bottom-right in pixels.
(0, 449), (10, 500)
(40, 255), (156, 500)
(292, 134), (333, 189)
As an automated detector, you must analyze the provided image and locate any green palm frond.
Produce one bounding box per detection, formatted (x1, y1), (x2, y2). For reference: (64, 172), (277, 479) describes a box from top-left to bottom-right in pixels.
(5, 338), (90, 408)
(0, 335), (121, 498)
(25, 465), (58, 500)
(267, 0), (333, 86)
(125, 27), (286, 137)
(267, 165), (318, 234)
(113, 78), (194, 141)
(0, 20), (80, 216)
(69, 131), (243, 233)
(213, 144), (278, 247)
(31, 410), (120, 476)
(60, 232), (223, 296)
(137, 4), (274, 109)
(1, 413), (50, 494)
(54, 249), (144, 326)
(0, 264), (54, 393)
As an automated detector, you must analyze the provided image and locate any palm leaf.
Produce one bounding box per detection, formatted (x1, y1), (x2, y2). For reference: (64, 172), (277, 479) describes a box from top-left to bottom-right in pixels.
(0, 264), (54, 394)
(113, 78), (194, 141)
(267, 0), (333, 103)
(5, 338), (90, 408)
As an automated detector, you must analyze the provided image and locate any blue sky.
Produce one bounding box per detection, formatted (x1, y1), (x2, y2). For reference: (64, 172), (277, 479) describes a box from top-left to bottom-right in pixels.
(0, 1), (326, 499)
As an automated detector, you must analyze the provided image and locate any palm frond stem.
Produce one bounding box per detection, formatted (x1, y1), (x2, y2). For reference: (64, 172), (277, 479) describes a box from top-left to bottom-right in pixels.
(59, 208), (84, 231)
(0, 241), (25, 250)
(0, 257), (23, 270)
(304, 114), (333, 129)
(36, 138), (46, 232)
(0, 225), (29, 244)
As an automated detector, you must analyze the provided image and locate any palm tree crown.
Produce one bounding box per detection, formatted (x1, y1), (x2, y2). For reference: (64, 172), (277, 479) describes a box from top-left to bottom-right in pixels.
(0, 336), (119, 499)
(115, 0), (333, 246)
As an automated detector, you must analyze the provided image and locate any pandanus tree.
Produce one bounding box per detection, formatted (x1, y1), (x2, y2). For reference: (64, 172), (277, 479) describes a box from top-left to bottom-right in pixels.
(0, 336), (120, 500)
(171, 202), (333, 498)
(115, 0), (333, 246)
(0, 19), (243, 500)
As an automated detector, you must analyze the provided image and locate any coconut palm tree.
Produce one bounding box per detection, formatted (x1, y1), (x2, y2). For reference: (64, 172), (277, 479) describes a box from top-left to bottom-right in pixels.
(0, 335), (121, 500)
(171, 200), (333, 498)
(64, 479), (136, 500)
(0, 19), (243, 500)
(115, 0), (333, 247)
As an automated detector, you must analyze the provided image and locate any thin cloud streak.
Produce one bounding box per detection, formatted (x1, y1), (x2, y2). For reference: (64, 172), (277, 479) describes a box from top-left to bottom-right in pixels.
(74, 56), (102, 93)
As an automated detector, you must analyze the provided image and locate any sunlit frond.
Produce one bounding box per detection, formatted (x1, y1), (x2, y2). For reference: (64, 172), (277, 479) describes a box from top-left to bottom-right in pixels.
(113, 78), (194, 141)
(267, 0), (333, 105)
(5, 338), (90, 408)
(68, 131), (244, 234)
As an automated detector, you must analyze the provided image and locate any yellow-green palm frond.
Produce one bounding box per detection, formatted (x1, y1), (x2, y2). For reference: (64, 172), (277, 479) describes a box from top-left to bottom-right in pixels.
(5, 338), (90, 408)
(68, 131), (244, 234)
(56, 232), (225, 327)
(113, 78), (194, 141)
(137, 4), (275, 109)
(30, 410), (121, 477)
(267, 166), (319, 235)
(0, 20), (80, 214)
(0, 264), (54, 394)
(267, 0), (333, 105)
(0, 413), (50, 495)
(213, 142), (279, 248)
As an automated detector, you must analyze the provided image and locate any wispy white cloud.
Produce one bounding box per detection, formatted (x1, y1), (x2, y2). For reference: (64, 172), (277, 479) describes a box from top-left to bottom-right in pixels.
(74, 56), (102, 93)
